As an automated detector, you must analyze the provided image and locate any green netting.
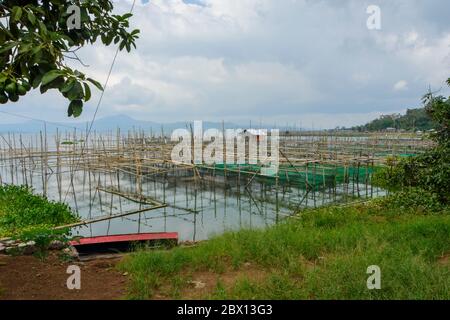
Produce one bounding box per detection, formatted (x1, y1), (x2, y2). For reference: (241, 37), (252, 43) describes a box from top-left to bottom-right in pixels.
(197, 163), (376, 190)
(374, 152), (417, 157)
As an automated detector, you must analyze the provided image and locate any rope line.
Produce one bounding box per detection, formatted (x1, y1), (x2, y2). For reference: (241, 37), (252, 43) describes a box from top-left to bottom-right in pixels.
(0, 110), (81, 130)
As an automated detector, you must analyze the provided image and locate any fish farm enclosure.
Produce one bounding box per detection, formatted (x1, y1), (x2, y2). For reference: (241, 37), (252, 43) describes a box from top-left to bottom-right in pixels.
(0, 129), (432, 241)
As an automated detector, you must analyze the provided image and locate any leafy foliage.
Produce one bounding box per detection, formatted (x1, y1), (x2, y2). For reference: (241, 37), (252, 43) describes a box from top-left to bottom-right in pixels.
(373, 77), (450, 203)
(0, 185), (79, 239)
(0, 0), (139, 116)
(372, 156), (422, 189)
(373, 188), (445, 213)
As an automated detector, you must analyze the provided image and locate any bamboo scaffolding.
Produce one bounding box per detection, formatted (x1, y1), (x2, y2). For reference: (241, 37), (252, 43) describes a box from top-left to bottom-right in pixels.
(0, 127), (433, 241)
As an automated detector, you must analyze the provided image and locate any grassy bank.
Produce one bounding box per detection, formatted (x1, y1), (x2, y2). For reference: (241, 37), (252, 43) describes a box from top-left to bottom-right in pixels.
(0, 185), (79, 240)
(119, 189), (450, 300)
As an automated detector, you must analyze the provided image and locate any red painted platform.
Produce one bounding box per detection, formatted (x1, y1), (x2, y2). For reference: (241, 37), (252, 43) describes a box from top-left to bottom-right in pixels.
(70, 232), (178, 247)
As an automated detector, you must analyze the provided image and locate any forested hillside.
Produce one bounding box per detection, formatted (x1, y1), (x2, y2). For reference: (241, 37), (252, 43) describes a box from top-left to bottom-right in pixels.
(353, 108), (434, 132)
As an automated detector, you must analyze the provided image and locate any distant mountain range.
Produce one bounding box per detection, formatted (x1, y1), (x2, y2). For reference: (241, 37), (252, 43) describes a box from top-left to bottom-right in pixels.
(0, 115), (256, 134)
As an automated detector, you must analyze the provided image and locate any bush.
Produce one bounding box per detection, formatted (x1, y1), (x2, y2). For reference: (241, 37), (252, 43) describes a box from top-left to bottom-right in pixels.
(0, 185), (79, 241)
(373, 188), (445, 213)
(372, 156), (421, 190)
(373, 77), (450, 204)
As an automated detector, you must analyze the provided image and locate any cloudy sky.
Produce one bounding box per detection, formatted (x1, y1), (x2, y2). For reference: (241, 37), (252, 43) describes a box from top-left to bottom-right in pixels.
(2, 0), (450, 128)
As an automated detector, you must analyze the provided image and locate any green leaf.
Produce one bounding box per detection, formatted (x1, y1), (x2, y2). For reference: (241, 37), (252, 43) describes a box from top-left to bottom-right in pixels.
(27, 10), (36, 25)
(32, 45), (42, 54)
(105, 34), (114, 45)
(40, 77), (64, 93)
(5, 82), (17, 95)
(12, 7), (23, 21)
(86, 78), (103, 91)
(0, 42), (17, 54)
(39, 84), (48, 94)
(18, 43), (32, 54)
(38, 21), (48, 36)
(31, 48), (43, 65)
(67, 81), (83, 101)
(32, 6), (45, 15)
(32, 73), (43, 89)
(41, 70), (63, 86)
(61, 79), (76, 94)
(68, 100), (83, 118)
(83, 83), (91, 102)
(46, 77), (65, 90)
(80, 8), (90, 23)
(20, 61), (30, 78)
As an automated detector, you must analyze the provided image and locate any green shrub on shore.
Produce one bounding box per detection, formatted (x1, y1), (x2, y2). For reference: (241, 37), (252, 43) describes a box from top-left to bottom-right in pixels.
(0, 185), (79, 241)
(373, 77), (450, 204)
(372, 188), (445, 213)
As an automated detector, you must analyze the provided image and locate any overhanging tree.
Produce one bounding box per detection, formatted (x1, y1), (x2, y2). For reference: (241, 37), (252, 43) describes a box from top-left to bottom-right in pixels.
(0, 0), (139, 117)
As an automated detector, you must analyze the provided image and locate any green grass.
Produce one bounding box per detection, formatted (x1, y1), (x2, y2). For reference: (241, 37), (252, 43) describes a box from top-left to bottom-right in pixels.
(119, 190), (450, 300)
(0, 185), (79, 239)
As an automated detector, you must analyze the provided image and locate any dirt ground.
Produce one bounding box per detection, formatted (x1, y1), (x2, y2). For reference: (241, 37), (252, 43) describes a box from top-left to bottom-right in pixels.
(150, 262), (269, 300)
(0, 252), (268, 300)
(0, 253), (128, 300)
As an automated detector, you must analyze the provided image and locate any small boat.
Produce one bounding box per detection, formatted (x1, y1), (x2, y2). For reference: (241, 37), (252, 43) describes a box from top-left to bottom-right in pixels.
(69, 232), (178, 254)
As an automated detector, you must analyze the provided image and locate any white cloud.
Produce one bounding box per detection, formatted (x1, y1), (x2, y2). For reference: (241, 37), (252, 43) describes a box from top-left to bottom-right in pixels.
(374, 31), (450, 87)
(393, 80), (408, 91)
